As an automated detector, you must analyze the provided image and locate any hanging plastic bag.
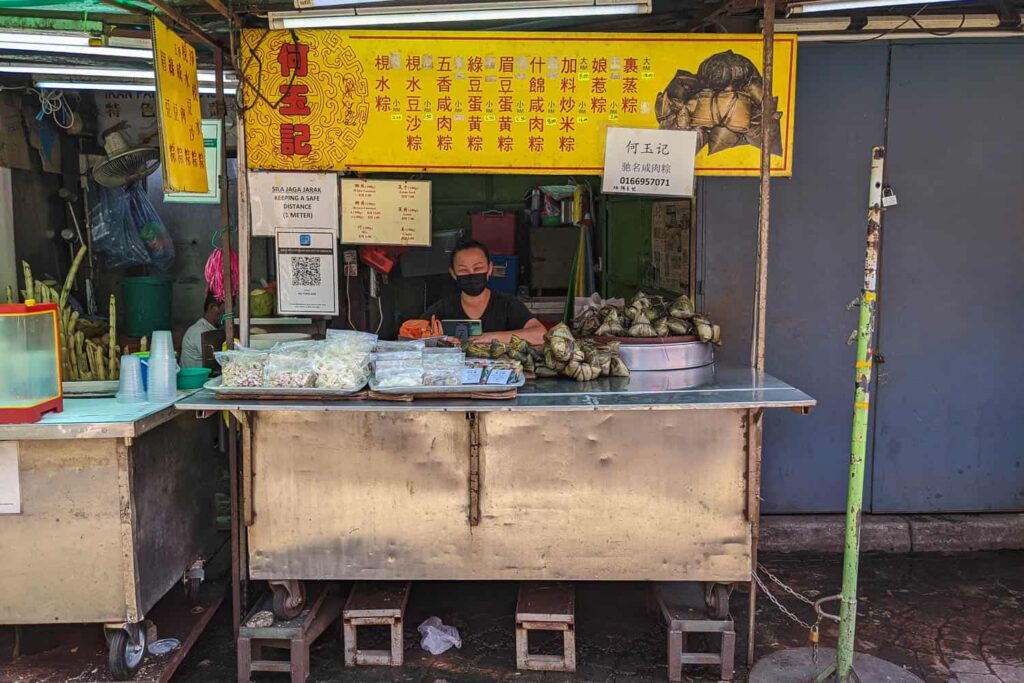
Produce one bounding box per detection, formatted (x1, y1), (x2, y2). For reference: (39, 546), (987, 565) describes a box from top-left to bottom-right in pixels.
(417, 617), (462, 655)
(126, 180), (175, 271)
(89, 183), (151, 269)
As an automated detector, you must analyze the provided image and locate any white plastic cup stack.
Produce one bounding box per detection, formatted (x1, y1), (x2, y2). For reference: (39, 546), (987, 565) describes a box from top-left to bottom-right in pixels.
(116, 355), (147, 403)
(146, 330), (178, 403)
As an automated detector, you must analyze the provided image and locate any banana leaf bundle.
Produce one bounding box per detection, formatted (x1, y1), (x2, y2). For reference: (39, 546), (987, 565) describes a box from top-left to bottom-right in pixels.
(538, 323), (630, 382)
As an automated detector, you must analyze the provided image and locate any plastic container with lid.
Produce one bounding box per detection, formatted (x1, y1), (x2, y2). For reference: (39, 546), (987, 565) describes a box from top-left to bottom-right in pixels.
(0, 302), (63, 423)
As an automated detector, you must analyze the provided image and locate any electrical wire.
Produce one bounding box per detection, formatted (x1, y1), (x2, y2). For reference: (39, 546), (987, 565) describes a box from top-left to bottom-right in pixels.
(909, 11), (967, 36)
(827, 4), (933, 44)
(0, 85), (76, 129)
(375, 295), (383, 334)
(234, 28), (301, 114)
(346, 272), (355, 330)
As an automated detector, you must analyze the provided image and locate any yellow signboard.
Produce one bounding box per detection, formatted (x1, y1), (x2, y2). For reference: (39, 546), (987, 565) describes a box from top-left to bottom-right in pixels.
(152, 17), (208, 193)
(241, 30), (796, 177)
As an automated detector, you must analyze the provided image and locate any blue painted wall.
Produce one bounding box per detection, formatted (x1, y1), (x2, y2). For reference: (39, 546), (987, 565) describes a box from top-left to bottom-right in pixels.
(702, 41), (1024, 513)
(870, 43), (1024, 512)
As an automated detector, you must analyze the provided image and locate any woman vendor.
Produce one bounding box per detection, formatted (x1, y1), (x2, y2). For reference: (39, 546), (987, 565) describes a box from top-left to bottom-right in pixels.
(421, 240), (546, 345)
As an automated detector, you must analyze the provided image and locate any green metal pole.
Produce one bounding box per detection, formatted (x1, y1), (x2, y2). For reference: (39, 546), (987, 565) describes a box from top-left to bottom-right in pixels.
(833, 146), (885, 682)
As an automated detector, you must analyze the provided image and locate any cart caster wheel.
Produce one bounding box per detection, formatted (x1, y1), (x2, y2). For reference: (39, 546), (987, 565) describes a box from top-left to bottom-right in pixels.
(272, 581), (306, 620)
(184, 576), (202, 603)
(108, 624), (147, 681)
(705, 583), (731, 620)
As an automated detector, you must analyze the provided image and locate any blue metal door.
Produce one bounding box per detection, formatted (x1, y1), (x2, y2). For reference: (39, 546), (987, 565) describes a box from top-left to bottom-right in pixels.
(870, 43), (1024, 512)
(757, 44), (890, 512)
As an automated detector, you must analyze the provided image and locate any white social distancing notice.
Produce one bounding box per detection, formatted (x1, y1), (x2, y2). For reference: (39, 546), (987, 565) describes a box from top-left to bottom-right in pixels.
(601, 127), (698, 198)
(249, 172), (338, 237)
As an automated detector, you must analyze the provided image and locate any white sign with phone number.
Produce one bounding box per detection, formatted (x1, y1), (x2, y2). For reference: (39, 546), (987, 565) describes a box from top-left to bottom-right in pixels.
(601, 127), (698, 198)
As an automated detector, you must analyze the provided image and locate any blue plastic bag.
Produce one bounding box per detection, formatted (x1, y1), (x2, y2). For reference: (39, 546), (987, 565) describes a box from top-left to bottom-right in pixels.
(89, 183), (151, 269)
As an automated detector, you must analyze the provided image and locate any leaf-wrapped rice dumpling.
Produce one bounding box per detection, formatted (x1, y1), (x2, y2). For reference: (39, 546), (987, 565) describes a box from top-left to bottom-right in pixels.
(669, 295), (695, 320)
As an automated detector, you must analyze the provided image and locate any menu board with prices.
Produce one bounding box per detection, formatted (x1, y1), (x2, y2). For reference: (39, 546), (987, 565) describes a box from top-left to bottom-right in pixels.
(340, 179), (431, 246)
(241, 30), (797, 177)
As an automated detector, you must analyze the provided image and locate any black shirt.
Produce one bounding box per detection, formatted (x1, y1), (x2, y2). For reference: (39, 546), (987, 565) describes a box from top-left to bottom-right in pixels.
(423, 291), (535, 333)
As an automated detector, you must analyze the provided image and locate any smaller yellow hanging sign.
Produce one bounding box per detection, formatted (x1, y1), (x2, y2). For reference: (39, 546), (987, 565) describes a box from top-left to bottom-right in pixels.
(151, 17), (208, 193)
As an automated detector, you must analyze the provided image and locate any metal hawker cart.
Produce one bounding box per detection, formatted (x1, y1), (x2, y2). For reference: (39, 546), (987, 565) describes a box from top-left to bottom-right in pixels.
(177, 368), (813, 621)
(0, 399), (220, 679)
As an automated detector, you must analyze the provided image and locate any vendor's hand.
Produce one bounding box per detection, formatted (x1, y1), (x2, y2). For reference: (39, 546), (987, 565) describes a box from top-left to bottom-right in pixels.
(470, 332), (501, 344)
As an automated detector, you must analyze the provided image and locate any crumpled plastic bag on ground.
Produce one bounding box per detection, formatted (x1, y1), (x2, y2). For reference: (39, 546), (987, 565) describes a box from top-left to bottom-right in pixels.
(417, 616), (462, 655)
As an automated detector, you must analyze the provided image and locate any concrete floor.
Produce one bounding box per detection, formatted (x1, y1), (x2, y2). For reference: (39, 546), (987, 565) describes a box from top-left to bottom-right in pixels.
(165, 551), (1024, 683)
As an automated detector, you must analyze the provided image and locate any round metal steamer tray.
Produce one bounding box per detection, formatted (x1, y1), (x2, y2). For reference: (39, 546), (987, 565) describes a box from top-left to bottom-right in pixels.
(609, 336), (715, 372)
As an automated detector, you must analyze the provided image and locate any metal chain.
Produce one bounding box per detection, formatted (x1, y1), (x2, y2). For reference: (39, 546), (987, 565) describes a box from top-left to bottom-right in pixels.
(757, 562), (816, 606)
(751, 568), (813, 630)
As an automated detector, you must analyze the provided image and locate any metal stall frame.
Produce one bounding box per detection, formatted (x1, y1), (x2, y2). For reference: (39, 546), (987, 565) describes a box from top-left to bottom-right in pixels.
(227, 12), (784, 667)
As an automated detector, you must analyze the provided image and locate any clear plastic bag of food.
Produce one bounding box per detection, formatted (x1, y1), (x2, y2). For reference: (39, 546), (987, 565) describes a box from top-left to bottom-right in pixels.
(423, 349), (466, 386)
(376, 339), (426, 352)
(214, 348), (268, 387)
(268, 339), (320, 357)
(424, 367), (464, 386)
(326, 329), (379, 348)
(314, 337), (374, 390)
(373, 350), (423, 362)
(373, 358), (425, 388)
(263, 353), (317, 388)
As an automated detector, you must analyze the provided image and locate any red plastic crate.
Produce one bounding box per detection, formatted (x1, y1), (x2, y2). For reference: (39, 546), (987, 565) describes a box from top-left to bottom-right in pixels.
(470, 211), (516, 255)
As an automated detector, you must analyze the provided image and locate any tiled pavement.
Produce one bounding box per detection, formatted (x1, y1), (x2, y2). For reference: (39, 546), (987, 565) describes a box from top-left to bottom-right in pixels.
(170, 552), (1024, 682)
(5, 552), (1022, 682)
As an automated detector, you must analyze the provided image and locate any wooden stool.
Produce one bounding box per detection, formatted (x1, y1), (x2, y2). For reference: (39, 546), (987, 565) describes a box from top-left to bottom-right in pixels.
(651, 582), (735, 682)
(238, 586), (340, 683)
(515, 582), (576, 672)
(342, 581), (411, 667)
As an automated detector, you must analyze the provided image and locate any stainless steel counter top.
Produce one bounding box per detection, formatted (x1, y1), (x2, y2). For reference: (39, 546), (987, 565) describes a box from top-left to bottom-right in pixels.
(175, 365), (815, 413)
(0, 392), (196, 441)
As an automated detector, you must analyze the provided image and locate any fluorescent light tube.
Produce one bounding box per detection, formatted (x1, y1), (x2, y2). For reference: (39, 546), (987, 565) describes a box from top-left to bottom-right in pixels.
(0, 63), (237, 84)
(863, 13), (999, 28)
(35, 80), (236, 96)
(0, 31), (93, 46)
(789, 0), (964, 14)
(774, 17), (852, 31)
(798, 29), (1024, 40)
(0, 42), (152, 59)
(294, 0), (394, 7)
(271, 0), (650, 29)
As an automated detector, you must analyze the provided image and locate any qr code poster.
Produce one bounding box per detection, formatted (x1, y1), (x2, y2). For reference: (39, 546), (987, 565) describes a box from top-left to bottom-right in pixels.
(275, 228), (339, 315)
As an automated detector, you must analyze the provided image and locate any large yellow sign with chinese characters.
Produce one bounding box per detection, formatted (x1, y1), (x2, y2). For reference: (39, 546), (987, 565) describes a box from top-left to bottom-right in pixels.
(241, 30), (796, 177)
(152, 17), (208, 193)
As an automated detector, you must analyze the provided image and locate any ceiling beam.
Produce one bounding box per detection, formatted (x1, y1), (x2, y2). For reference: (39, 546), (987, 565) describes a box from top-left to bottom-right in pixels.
(686, 0), (760, 31)
(202, 0), (231, 20)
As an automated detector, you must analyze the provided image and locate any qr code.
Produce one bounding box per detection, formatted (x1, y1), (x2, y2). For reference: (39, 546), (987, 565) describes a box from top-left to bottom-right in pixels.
(291, 256), (321, 286)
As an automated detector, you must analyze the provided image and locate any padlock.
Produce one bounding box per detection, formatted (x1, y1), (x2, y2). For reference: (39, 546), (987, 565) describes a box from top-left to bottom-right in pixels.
(881, 186), (898, 207)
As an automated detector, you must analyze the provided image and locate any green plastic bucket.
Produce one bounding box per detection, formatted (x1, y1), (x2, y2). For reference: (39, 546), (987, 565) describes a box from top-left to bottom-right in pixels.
(122, 276), (173, 338)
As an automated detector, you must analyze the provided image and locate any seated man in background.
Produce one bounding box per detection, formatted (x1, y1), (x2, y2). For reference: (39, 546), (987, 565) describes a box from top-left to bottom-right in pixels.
(181, 291), (224, 368)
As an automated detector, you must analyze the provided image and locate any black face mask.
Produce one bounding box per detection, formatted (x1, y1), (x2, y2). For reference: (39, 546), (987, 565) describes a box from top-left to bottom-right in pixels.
(456, 272), (489, 297)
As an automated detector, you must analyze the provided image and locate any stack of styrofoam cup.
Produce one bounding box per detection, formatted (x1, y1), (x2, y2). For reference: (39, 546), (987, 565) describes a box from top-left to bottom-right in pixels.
(116, 355), (147, 403)
(146, 330), (178, 403)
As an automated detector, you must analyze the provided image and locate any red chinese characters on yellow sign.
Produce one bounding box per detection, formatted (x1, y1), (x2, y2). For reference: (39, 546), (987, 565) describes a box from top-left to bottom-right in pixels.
(152, 17), (208, 193)
(242, 30), (797, 177)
